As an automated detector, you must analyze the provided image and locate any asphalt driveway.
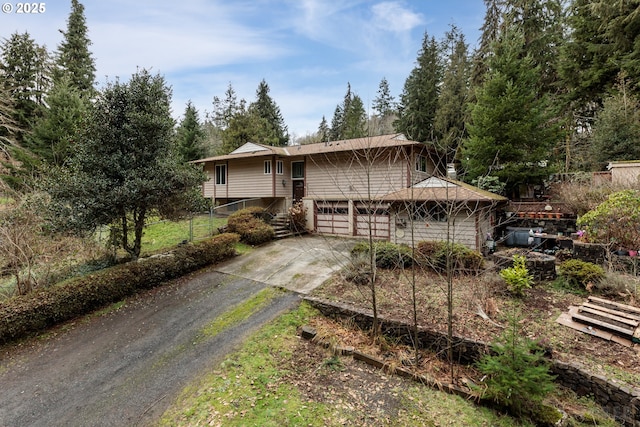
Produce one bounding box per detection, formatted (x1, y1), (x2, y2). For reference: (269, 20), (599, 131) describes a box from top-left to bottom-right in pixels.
(0, 234), (355, 427)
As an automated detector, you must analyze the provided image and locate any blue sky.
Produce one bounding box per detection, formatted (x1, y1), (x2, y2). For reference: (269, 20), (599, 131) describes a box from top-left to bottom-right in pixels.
(2, 0), (485, 139)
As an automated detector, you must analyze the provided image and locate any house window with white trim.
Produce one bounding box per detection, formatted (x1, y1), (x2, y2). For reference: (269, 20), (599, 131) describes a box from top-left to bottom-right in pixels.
(264, 160), (272, 175)
(416, 155), (428, 172)
(276, 160), (284, 175)
(215, 164), (226, 185)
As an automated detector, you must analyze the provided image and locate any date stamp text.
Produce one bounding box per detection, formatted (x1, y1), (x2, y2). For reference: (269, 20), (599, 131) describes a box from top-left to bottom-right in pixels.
(2, 3), (46, 14)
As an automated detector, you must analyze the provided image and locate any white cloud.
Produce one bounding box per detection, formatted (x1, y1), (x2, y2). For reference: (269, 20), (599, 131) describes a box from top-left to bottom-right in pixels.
(371, 1), (424, 32)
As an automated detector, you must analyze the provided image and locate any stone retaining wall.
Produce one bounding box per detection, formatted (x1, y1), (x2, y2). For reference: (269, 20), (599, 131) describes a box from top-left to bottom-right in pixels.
(304, 297), (640, 426)
(573, 241), (608, 265)
(492, 251), (557, 281)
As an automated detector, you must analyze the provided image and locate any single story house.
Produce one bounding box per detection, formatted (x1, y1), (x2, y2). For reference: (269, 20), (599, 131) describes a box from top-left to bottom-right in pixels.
(607, 160), (640, 186)
(193, 134), (506, 250)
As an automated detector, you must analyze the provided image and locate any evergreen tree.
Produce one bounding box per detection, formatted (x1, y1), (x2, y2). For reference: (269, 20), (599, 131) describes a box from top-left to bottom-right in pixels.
(175, 101), (206, 162)
(371, 77), (397, 136)
(211, 83), (240, 130)
(250, 79), (288, 146)
(54, 0), (96, 95)
(329, 104), (343, 141)
(342, 93), (367, 139)
(434, 25), (471, 163)
(317, 116), (329, 142)
(28, 77), (88, 166)
(372, 77), (396, 117)
(45, 69), (204, 259)
(471, 0), (504, 87)
(0, 32), (51, 145)
(462, 29), (558, 198)
(395, 32), (442, 144)
(589, 78), (640, 169)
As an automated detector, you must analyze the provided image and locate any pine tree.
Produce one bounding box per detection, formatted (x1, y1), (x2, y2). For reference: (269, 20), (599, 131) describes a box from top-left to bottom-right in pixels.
(329, 104), (343, 141)
(28, 77), (88, 166)
(0, 32), (51, 145)
(434, 25), (471, 163)
(211, 83), (240, 130)
(342, 93), (367, 139)
(317, 116), (329, 142)
(250, 79), (289, 146)
(175, 101), (206, 162)
(395, 32), (442, 144)
(54, 0), (96, 95)
(471, 0), (504, 87)
(372, 77), (395, 117)
(462, 29), (559, 198)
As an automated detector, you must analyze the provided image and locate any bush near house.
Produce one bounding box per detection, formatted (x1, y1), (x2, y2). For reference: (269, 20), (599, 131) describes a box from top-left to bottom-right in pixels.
(416, 241), (484, 274)
(557, 259), (606, 290)
(350, 241), (413, 269)
(227, 207), (275, 245)
(0, 233), (239, 344)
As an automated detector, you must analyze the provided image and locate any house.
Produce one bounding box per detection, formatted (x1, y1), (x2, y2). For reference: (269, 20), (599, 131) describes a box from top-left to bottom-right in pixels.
(607, 160), (640, 186)
(193, 134), (506, 250)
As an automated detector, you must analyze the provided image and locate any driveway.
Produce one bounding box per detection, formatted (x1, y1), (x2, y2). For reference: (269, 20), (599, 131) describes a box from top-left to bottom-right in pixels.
(0, 234), (355, 427)
(214, 234), (355, 293)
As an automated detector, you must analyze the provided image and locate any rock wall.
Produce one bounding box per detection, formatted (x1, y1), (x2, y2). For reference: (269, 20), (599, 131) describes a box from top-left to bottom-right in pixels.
(492, 251), (557, 281)
(304, 297), (640, 426)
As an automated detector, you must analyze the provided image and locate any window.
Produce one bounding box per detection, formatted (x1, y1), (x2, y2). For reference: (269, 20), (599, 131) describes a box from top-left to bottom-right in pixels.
(411, 203), (447, 222)
(215, 164), (226, 185)
(416, 155), (428, 172)
(276, 160), (284, 175)
(291, 161), (304, 179)
(264, 160), (272, 175)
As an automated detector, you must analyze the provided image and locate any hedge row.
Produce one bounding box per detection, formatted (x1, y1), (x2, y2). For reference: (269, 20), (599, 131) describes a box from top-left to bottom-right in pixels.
(0, 233), (240, 345)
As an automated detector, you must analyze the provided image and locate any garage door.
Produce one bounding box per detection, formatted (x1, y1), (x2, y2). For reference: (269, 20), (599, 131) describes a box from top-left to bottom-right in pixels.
(315, 201), (350, 235)
(355, 204), (390, 239)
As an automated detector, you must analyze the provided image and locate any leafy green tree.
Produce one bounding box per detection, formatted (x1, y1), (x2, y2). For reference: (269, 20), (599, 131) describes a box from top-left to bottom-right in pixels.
(577, 190), (640, 250)
(434, 26), (471, 163)
(175, 101), (206, 162)
(54, 0), (96, 95)
(44, 69), (205, 259)
(462, 30), (559, 197)
(588, 78), (640, 170)
(27, 77), (88, 166)
(250, 79), (289, 146)
(395, 32), (442, 143)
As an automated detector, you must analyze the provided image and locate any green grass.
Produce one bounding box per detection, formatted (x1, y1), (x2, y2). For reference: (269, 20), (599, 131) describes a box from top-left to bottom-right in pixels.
(199, 287), (280, 339)
(158, 302), (535, 427)
(141, 214), (228, 255)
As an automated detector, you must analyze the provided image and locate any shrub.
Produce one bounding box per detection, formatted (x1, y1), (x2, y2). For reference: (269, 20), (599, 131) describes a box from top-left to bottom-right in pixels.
(350, 241), (412, 269)
(342, 254), (372, 285)
(0, 233), (239, 344)
(557, 259), (605, 290)
(416, 240), (484, 274)
(499, 254), (533, 296)
(227, 208), (275, 245)
(288, 200), (307, 232)
(476, 311), (556, 418)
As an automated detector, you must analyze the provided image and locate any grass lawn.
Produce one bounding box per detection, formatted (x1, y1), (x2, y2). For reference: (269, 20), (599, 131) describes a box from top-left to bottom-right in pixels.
(141, 214), (228, 255)
(158, 301), (536, 427)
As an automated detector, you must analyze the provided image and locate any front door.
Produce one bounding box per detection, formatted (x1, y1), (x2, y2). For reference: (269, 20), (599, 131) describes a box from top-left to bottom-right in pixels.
(293, 180), (304, 201)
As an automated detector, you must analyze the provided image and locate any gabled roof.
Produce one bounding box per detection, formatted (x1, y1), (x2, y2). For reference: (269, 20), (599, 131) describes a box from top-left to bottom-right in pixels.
(193, 134), (426, 163)
(379, 176), (508, 203)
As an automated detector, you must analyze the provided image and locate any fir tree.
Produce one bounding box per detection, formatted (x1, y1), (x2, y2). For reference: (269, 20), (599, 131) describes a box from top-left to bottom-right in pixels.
(54, 0), (96, 95)
(175, 101), (206, 162)
(317, 116), (329, 142)
(434, 25), (471, 163)
(250, 79), (289, 146)
(395, 32), (442, 144)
